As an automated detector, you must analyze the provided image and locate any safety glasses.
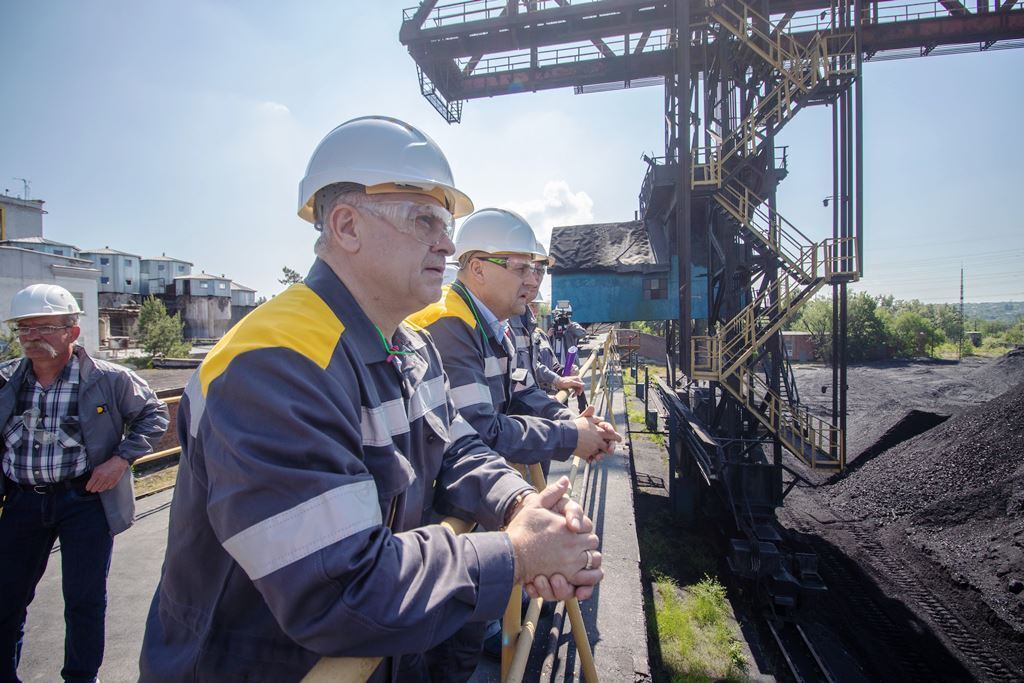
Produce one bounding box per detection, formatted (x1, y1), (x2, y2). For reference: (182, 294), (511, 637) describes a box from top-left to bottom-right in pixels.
(479, 257), (546, 280)
(11, 324), (71, 337)
(356, 200), (455, 248)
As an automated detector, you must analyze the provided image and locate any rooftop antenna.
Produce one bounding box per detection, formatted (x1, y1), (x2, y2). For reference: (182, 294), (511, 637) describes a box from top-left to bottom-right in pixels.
(12, 178), (31, 200)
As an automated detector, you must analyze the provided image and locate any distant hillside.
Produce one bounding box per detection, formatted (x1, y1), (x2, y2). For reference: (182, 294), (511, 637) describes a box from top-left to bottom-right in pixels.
(963, 301), (1024, 323)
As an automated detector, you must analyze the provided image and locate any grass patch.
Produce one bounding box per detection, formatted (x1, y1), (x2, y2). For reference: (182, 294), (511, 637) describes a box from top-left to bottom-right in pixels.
(651, 575), (748, 682)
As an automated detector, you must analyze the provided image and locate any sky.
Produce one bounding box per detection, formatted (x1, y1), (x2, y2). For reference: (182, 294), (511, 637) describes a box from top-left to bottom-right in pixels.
(2, 0), (1022, 305)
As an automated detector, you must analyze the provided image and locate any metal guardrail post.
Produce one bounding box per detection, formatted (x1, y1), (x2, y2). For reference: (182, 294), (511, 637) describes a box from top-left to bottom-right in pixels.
(643, 366), (650, 415)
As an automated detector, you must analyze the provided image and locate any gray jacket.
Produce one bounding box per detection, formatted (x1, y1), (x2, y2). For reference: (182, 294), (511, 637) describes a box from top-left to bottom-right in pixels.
(0, 346), (169, 535)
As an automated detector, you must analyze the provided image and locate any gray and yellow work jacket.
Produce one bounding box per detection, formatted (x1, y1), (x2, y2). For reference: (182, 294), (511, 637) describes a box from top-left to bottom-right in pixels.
(140, 260), (533, 682)
(0, 346), (168, 535)
(409, 283), (576, 465)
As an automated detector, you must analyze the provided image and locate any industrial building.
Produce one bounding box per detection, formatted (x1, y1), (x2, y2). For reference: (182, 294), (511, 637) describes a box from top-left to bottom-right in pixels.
(0, 193), (100, 352)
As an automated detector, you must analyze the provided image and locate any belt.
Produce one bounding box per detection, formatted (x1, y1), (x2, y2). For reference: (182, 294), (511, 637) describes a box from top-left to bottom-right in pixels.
(4, 473), (91, 495)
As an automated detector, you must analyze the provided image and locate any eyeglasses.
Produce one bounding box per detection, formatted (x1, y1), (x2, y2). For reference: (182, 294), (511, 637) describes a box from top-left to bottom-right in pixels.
(356, 200), (455, 248)
(480, 257), (547, 280)
(21, 407), (57, 445)
(11, 324), (71, 337)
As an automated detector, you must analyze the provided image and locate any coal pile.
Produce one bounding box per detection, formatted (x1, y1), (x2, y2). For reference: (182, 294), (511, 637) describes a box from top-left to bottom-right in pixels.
(828, 378), (1024, 634)
(965, 345), (1024, 397)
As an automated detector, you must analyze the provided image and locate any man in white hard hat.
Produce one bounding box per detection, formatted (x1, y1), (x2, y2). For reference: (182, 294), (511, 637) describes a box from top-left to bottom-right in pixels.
(411, 208), (620, 470)
(514, 240), (584, 396)
(0, 284), (168, 683)
(140, 116), (603, 682)
(411, 209), (621, 667)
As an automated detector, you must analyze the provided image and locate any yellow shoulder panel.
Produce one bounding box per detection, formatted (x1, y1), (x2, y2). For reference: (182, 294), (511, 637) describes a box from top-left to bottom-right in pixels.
(407, 285), (477, 329)
(199, 284), (344, 396)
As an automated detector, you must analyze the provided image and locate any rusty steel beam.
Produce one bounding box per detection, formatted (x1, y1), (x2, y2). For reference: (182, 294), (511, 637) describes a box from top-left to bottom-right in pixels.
(418, 9), (1023, 100)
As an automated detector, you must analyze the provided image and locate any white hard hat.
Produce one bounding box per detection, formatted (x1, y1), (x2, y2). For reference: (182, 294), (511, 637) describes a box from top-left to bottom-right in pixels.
(442, 263), (459, 285)
(453, 208), (541, 261)
(297, 115), (474, 223)
(533, 239), (556, 267)
(6, 284), (82, 322)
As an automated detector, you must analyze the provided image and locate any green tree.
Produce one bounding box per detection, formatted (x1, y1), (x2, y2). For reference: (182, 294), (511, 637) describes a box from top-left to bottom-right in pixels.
(138, 296), (190, 358)
(890, 311), (943, 356)
(847, 292), (892, 361)
(794, 297), (833, 361)
(279, 267), (303, 286)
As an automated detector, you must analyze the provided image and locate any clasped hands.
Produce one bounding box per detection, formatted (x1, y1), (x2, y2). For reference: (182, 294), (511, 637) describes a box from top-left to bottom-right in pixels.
(572, 405), (622, 464)
(505, 476), (603, 602)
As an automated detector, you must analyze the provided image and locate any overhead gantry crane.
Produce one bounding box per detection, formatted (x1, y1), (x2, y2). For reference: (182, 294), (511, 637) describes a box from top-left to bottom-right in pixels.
(398, 0), (1024, 605)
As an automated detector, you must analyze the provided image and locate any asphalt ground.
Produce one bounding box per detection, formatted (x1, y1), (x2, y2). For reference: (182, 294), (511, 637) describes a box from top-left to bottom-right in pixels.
(15, 343), (649, 682)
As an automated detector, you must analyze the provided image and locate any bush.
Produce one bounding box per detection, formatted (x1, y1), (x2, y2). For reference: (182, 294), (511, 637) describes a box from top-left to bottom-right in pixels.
(0, 329), (22, 361)
(138, 296), (190, 359)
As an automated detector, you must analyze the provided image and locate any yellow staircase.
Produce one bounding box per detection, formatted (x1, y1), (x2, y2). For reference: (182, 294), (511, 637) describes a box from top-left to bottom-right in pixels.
(692, 0), (856, 188)
(686, 0), (861, 470)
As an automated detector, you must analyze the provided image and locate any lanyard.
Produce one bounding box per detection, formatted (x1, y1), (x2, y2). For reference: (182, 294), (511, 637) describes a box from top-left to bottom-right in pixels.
(451, 282), (491, 344)
(374, 326), (413, 365)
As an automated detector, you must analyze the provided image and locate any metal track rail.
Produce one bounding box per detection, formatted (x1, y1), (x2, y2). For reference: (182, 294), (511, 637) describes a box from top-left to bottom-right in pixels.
(766, 619), (836, 683)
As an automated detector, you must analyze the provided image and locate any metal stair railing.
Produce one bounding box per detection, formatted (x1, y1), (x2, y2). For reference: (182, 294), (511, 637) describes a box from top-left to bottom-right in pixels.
(695, 1), (857, 186)
(707, 0), (825, 92)
(725, 363), (844, 469)
(692, 235), (856, 379)
(714, 181), (822, 282)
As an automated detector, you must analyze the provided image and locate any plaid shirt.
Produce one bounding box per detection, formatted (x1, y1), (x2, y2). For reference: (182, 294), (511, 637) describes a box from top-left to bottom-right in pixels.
(2, 354), (88, 485)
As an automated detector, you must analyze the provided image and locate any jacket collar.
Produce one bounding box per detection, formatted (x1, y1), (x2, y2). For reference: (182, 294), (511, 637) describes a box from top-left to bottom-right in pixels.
(304, 258), (421, 365)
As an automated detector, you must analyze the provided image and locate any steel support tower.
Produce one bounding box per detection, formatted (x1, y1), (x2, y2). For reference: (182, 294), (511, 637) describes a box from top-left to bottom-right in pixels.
(399, 0), (1024, 604)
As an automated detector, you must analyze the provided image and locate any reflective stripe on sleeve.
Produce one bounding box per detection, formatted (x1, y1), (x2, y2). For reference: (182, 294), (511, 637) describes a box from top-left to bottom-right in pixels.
(483, 357), (506, 378)
(450, 382), (493, 410)
(361, 399), (410, 447)
(222, 478), (382, 580)
(408, 375), (447, 422)
(184, 373), (205, 438)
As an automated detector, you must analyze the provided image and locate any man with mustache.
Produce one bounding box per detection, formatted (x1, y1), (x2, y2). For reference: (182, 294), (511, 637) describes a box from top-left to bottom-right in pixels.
(139, 116), (603, 682)
(0, 283), (169, 683)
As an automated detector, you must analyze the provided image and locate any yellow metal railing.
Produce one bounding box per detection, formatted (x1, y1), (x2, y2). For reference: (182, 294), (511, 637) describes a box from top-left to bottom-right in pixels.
(693, 0), (857, 187)
(722, 364), (844, 469)
(708, 0), (825, 92)
(691, 236), (855, 379)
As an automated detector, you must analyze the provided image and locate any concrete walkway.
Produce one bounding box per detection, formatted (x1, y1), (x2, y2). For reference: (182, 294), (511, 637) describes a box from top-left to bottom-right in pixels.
(17, 346), (649, 682)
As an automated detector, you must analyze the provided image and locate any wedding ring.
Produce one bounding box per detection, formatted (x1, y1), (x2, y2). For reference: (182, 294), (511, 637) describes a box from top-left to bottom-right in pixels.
(584, 549), (593, 571)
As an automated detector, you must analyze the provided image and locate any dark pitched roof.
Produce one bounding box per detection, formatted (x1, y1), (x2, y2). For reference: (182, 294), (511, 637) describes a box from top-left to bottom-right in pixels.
(549, 220), (670, 274)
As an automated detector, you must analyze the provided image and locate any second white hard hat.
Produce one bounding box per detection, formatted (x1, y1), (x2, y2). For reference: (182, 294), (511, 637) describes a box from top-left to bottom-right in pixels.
(6, 284), (82, 322)
(533, 239), (555, 267)
(297, 115), (474, 223)
(453, 208), (541, 261)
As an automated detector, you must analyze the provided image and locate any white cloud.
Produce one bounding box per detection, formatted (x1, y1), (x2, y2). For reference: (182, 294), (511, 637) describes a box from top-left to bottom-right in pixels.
(257, 100), (291, 116)
(501, 180), (594, 251)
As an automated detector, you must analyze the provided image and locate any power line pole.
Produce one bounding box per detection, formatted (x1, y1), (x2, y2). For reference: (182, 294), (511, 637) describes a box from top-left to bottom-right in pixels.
(959, 266), (964, 361)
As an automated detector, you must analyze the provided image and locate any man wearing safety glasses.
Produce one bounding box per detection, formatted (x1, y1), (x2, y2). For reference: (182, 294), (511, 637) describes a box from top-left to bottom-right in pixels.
(410, 209), (622, 671)
(0, 283), (168, 683)
(140, 116), (604, 682)
(412, 208), (621, 472)
(513, 240), (585, 397)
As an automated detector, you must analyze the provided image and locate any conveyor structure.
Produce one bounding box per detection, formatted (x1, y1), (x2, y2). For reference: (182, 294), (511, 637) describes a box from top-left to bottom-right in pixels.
(398, 0), (1024, 608)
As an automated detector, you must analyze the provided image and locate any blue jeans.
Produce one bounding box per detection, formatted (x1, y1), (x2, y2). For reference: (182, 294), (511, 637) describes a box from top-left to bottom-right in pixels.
(0, 486), (113, 683)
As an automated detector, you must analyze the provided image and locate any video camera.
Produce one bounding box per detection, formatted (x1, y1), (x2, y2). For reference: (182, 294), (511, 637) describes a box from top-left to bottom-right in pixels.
(551, 300), (574, 331)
